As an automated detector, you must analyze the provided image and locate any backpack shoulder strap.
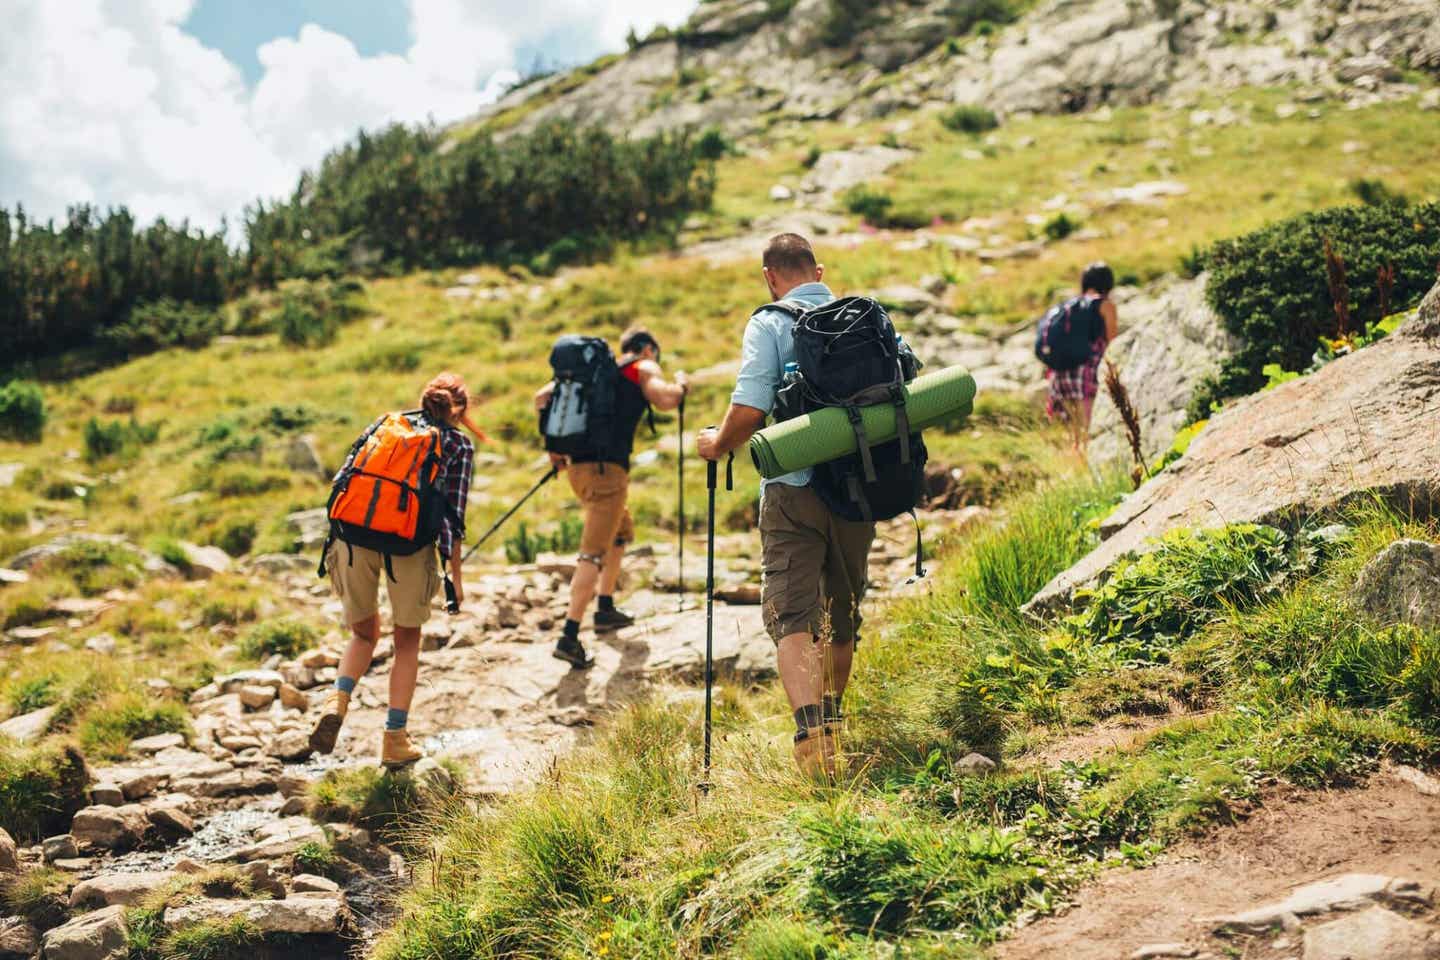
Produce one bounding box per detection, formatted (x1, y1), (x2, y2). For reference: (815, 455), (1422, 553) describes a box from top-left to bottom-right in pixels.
(753, 298), (811, 321)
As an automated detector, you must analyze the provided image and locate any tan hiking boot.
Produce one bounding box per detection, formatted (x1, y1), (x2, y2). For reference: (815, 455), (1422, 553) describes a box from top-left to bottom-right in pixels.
(793, 728), (839, 782)
(381, 729), (424, 769)
(308, 690), (350, 755)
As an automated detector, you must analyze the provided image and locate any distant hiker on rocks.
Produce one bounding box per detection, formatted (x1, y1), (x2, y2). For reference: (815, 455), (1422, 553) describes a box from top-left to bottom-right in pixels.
(1035, 262), (1120, 450)
(311, 374), (477, 768)
(536, 327), (688, 670)
(696, 233), (878, 780)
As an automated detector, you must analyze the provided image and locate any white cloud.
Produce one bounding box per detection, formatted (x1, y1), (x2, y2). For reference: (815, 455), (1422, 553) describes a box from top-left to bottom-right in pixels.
(0, 0), (698, 236)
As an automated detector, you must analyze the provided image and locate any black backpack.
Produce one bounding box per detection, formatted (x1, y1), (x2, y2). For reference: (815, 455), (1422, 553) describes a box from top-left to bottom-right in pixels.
(1035, 296), (1103, 370)
(541, 336), (620, 460)
(772, 296), (927, 538)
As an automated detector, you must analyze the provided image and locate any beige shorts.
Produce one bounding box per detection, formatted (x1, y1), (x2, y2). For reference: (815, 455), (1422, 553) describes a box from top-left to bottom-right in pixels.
(567, 462), (634, 562)
(759, 482), (875, 646)
(326, 543), (440, 629)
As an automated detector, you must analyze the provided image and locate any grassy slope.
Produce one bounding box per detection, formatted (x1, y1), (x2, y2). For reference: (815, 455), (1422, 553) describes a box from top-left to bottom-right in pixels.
(0, 78), (1437, 950)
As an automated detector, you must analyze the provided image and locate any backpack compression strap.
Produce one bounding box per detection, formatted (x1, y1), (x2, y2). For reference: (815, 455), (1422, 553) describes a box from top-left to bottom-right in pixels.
(889, 385), (912, 466)
(844, 404), (879, 484)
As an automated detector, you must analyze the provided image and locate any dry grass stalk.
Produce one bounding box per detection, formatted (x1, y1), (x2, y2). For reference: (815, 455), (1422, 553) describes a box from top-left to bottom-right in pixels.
(1377, 261), (1396, 322)
(1323, 235), (1353, 338)
(1103, 359), (1146, 488)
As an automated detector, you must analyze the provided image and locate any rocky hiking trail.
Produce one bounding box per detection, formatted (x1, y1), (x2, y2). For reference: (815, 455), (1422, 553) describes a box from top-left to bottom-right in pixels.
(0, 505), (973, 960)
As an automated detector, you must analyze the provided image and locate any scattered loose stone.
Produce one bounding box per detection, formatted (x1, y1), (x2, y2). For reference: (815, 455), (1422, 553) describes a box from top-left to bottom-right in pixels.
(83, 634), (117, 655)
(1302, 906), (1437, 960)
(69, 871), (174, 909)
(954, 753), (998, 778)
(42, 835), (80, 863)
(130, 733), (185, 754)
(0, 917), (40, 960)
(277, 683), (307, 710)
(265, 729), (314, 762)
(0, 828), (17, 873)
(231, 818), (325, 862)
(236, 860), (287, 899)
(70, 805), (150, 852)
(39, 904), (128, 960)
(290, 874), (341, 894)
(1392, 764), (1440, 798)
(146, 805), (196, 838)
(1208, 874), (1430, 932)
(0, 705), (57, 743)
(1130, 946), (1197, 960)
(163, 896), (350, 936)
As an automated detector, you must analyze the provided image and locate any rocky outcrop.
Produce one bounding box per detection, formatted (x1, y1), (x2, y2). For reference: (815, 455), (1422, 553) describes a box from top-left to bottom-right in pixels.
(1352, 540), (1440, 630)
(0, 828), (17, 873)
(1031, 279), (1440, 609)
(162, 896), (350, 936)
(1089, 275), (1240, 465)
(39, 905), (127, 960)
(462, 0), (1437, 147)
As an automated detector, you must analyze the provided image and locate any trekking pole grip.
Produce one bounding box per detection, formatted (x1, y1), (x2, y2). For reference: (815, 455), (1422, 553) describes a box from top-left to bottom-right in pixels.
(444, 576), (459, 615)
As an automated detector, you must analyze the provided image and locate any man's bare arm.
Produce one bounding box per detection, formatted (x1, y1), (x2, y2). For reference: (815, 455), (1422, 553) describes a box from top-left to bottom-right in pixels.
(636, 360), (688, 411)
(696, 403), (766, 461)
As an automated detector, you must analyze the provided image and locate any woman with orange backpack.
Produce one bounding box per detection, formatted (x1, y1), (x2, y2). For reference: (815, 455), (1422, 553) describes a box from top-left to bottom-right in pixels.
(309, 373), (479, 768)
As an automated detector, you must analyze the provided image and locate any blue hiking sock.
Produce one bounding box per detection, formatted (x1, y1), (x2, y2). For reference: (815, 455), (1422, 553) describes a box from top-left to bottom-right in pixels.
(385, 708), (408, 731)
(334, 675), (357, 695)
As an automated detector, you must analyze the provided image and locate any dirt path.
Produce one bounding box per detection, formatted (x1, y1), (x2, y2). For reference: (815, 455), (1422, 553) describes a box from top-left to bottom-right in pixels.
(996, 765), (1440, 960)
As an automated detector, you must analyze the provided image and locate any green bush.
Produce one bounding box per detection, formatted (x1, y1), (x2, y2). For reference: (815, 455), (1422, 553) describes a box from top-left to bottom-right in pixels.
(504, 517), (584, 564)
(213, 518), (258, 557)
(1043, 212), (1079, 242)
(83, 416), (159, 462)
(1193, 201), (1440, 412)
(205, 466), (291, 498)
(1348, 177), (1408, 208)
(293, 840), (341, 879)
(239, 618), (317, 660)
(275, 292), (335, 347)
(98, 298), (220, 356)
(0, 380), (46, 442)
(696, 127), (730, 161)
(1067, 524), (1298, 657)
(0, 742), (90, 841)
(941, 105), (1000, 134)
(845, 186), (894, 225)
(41, 540), (145, 596)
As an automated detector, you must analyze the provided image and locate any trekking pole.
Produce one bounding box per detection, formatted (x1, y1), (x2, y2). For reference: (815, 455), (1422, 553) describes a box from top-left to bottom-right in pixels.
(677, 394), (686, 612)
(461, 466), (558, 565)
(701, 444), (734, 795)
(702, 453), (717, 793)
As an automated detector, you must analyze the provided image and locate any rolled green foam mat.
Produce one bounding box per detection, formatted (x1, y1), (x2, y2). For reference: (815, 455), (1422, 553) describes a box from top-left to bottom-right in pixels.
(749, 365), (977, 480)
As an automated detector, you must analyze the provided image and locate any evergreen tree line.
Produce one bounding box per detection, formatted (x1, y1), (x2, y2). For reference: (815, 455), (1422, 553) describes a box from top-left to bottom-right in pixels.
(1, 119), (716, 365)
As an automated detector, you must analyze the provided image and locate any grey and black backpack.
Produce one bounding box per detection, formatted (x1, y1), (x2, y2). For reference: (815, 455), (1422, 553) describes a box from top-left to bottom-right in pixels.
(772, 296), (927, 537)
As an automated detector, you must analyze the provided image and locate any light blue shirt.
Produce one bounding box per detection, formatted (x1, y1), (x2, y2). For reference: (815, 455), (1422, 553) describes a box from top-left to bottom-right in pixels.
(731, 281), (835, 491)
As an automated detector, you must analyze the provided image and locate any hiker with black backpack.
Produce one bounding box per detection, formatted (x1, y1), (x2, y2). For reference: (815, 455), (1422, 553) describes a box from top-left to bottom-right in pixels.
(536, 326), (688, 669)
(1035, 262), (1120, 451)
(309, 374), (477, 768)
(697, 233), (925, 781)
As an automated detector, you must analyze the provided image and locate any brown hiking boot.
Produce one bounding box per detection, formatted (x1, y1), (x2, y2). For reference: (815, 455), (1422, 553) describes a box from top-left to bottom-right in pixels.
(381, 729), (424, 770)
(308, 690), (350, 755)
(793, 728), (839, 782)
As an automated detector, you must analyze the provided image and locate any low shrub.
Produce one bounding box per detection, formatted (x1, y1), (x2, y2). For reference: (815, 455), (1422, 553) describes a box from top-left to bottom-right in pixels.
(941, 105), (1000, 134)
(204, 466), (291, 498)
(504, 517), (583, 564)
(696, 127), (731, 161)
(8, 672), (62, 714)
(0, 380), (46, 442)
(98, 298), (220, 356)
(212, 517), (258, 557)
(292, 840), (341, 879)
(40, 540), (145, 596)
(275, 292), (334, 347)
(83, 416), (160, 463)
(238, 618), (317, 660)
(1067, 524), (1299, 657)
(0, 742), (90, 841)
(1043, 212), (1079, 242)
(1194, 201), (1440, 410)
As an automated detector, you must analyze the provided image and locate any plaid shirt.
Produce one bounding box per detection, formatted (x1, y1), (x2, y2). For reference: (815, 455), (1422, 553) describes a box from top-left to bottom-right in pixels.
(434, 426), (474, 558)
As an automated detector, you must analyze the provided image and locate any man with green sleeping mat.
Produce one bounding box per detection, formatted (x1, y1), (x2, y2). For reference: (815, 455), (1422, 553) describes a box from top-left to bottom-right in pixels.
(696, 233), (872, 781)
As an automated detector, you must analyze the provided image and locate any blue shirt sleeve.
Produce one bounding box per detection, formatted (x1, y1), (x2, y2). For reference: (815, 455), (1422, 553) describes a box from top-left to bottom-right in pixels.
(731, 314), (782, 414)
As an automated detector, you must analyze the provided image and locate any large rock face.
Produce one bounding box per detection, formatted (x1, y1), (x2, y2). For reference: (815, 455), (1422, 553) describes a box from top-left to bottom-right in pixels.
(1089, 274), (1240, 465)
(1031, 279), (1440, 609)
(464, 0), (1438, 144)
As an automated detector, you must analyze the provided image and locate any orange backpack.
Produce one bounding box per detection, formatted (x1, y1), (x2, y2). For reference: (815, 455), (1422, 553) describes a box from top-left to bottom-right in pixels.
(318, 411), (459, 579)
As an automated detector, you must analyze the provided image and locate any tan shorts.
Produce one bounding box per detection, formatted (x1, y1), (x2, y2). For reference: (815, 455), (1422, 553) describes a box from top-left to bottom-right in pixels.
(568, 462), (634, 562)
(326, 543), (440, 629)
(759, 483), (875, 646)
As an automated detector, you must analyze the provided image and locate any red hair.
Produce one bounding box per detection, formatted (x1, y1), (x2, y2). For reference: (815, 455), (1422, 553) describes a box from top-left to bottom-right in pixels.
(421, 373), (468, 425)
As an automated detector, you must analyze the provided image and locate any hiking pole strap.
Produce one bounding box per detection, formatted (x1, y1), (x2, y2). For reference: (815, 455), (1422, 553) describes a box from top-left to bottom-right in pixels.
(909, 510), (927, 582)
(462, 466), (558, 563)
(846, 406), (879, 484)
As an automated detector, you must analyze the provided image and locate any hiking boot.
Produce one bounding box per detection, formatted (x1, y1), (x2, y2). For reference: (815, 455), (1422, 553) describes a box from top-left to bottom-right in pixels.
(308, 690), (350, 755)
(593, 607), (635, 631)
(793, 728), (839, 782)
(381, 729), (424, 770)
(552, 634), (596, 670)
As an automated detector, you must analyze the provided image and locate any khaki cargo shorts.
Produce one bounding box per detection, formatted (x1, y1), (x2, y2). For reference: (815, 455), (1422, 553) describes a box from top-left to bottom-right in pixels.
(326, 543), (440, 629)
(568, 462), (635, 563)
(759, 482), (875, 647)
